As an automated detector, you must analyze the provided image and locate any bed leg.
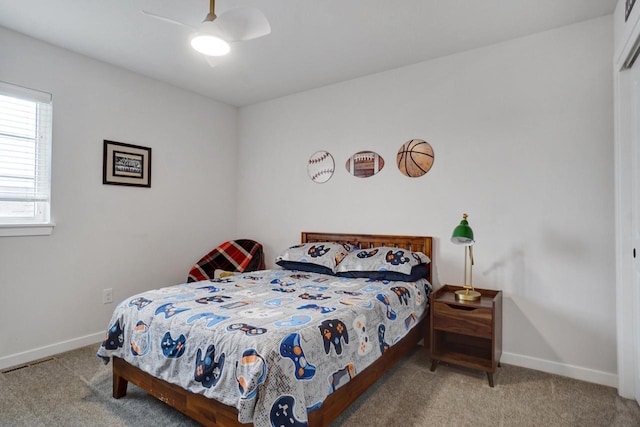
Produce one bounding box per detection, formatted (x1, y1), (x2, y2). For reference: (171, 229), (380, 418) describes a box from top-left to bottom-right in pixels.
(113, 371), (129, 398)
(487, 372), (494, 388)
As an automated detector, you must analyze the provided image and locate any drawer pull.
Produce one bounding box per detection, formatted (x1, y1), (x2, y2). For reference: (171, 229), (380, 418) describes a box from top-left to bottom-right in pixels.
(445, 304), (477, 312)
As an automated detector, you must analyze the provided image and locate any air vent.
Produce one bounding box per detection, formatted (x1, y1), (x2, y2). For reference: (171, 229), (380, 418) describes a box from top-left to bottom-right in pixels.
(1, 357), (54, 374)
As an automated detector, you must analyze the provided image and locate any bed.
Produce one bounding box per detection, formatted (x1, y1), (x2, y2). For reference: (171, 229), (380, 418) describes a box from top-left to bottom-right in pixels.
(97, 232), (434, 426)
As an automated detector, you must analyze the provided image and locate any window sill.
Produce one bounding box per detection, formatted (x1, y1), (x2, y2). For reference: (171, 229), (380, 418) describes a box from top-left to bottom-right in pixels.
(0, 223), (55, 237)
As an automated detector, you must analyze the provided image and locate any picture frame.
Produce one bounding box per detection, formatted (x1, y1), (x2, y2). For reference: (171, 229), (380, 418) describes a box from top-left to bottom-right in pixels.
(103, 140), (152, 188)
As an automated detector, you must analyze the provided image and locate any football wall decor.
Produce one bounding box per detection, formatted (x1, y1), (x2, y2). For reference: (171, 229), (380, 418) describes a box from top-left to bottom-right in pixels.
(345, 151), (385, 178)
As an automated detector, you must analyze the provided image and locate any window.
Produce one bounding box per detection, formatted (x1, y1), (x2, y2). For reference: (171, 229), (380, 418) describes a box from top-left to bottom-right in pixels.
(0, 81), (53, 236)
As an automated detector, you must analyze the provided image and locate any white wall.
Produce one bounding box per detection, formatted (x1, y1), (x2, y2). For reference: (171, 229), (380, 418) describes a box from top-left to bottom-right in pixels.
(0, 27), (238, 368)
(237, 16), (616, 385)
(0, 16), (618, 387)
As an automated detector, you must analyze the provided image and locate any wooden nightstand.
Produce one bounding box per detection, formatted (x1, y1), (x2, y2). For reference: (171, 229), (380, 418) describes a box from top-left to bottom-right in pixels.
(429, 285), (502, 387)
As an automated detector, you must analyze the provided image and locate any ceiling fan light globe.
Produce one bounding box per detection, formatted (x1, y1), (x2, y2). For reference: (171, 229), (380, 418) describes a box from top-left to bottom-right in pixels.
(190, 35), (230, 56)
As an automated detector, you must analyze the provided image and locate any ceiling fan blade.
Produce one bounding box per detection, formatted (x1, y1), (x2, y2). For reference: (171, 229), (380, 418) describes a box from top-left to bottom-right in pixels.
(140, 10), (195, 30)
(214, 7), (271, 42)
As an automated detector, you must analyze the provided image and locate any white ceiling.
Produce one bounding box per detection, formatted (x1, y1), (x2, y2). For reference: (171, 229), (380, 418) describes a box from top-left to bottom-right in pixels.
(0, 0), (617, 107)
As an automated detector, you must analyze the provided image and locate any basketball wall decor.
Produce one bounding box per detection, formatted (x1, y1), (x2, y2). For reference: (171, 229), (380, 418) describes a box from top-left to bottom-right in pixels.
(345, 151), (385, 178)
(308, 150), (335, 183)
(396, 139), (434, 177)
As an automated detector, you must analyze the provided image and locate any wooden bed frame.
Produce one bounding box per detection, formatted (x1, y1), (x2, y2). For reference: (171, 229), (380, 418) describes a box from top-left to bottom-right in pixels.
(112, 232), (433, 426)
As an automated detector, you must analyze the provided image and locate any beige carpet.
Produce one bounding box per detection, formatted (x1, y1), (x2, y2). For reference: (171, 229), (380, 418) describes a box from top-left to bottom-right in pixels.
(1, 344), (639, 426)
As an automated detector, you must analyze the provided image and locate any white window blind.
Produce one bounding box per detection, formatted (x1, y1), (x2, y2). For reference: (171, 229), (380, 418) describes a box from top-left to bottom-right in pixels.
(0, 81), (52, 225)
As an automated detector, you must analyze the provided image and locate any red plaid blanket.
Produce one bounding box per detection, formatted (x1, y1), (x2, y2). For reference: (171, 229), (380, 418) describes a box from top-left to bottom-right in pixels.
(187, 239), (265, 282)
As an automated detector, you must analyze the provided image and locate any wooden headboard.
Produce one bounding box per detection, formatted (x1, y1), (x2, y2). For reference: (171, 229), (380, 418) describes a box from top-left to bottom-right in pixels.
(301, 231), (433, 283)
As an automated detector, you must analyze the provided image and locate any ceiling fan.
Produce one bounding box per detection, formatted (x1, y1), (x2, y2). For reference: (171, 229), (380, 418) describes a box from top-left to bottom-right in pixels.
(141, 0), (271, 67)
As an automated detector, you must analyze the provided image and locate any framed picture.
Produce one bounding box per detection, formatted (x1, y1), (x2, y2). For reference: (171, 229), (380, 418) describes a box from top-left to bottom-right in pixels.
(103, 140), (152, 187)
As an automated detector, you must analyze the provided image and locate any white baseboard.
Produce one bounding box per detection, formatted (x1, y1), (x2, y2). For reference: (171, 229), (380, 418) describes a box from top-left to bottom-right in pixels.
(0, 332), (104, 371)
(501, 351), (618, 388)
(1, 335), (619, 391)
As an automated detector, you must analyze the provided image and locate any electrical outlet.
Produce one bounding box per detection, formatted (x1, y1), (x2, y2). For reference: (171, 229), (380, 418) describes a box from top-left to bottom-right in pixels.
(103, 288), (113, 304)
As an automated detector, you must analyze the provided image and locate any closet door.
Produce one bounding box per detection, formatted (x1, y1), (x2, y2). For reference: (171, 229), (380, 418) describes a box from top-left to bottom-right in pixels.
(631, 62), (640, 405)
(615, 45), (640, 406)
(615, 0), (640, 404)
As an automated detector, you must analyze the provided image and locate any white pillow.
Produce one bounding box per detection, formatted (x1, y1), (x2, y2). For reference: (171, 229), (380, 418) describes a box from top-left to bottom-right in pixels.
(275, 242), (354, 275)
(336, 247), (430, 276)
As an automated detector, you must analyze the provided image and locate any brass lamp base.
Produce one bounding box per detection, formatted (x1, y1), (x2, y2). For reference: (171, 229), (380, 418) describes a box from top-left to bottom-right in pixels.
(455, 289), (481, 302)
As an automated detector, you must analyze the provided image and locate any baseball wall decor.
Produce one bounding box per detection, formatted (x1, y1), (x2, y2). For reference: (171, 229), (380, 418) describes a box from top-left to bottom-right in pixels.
(345, 151), (385, 178)
(308, 150), (335, 183)
(396, 139), (434, 178)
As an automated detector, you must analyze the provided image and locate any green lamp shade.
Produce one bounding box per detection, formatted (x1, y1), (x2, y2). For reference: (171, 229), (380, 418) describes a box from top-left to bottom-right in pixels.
(451, 215), (474, 246)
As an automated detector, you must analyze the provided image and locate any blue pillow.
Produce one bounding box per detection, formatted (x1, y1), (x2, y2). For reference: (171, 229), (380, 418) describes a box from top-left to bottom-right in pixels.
(275, 260), (335, 276)
(336, 263), (429, 282)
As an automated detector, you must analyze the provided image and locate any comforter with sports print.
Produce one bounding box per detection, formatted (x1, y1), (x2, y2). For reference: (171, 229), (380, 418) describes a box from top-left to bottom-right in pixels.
(97, 269), (431, 426)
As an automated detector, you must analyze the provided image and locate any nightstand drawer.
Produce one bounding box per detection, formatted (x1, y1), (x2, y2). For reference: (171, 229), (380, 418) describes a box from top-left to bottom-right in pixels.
(432, 301), (492, 338)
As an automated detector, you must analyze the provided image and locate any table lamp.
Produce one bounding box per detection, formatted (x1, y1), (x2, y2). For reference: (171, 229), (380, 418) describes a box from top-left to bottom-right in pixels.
(451, 213), (481, 302)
